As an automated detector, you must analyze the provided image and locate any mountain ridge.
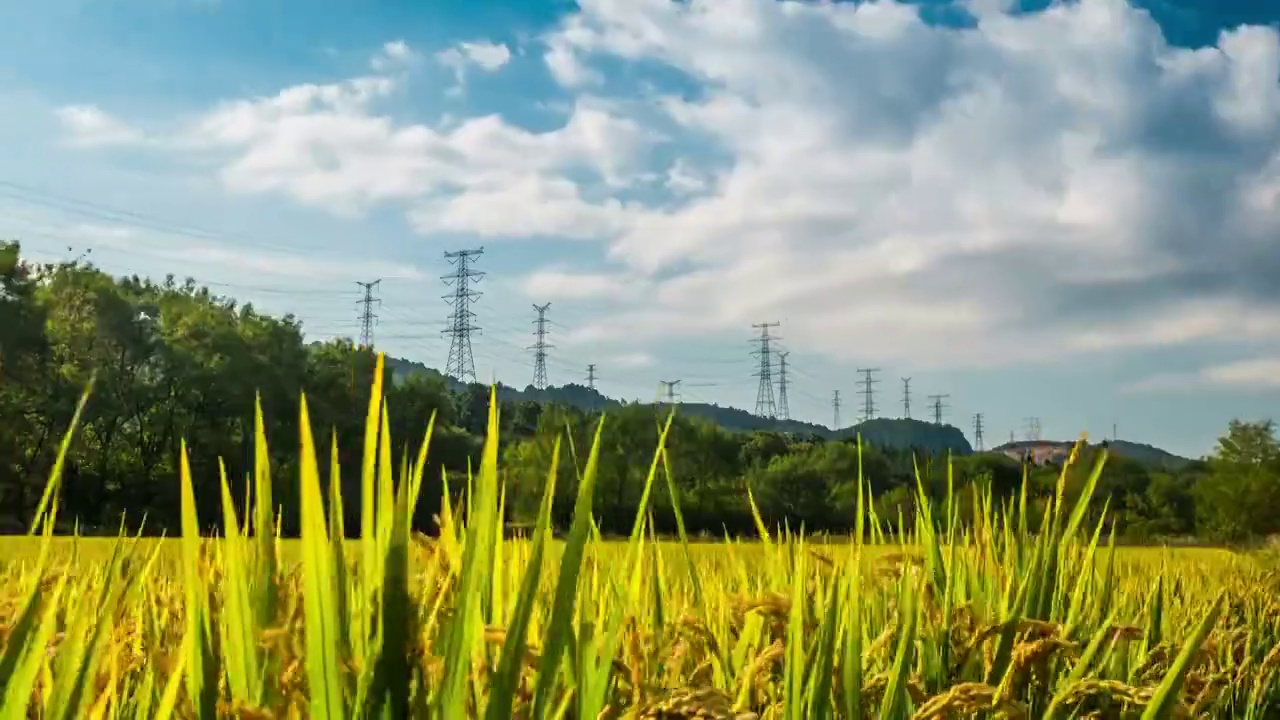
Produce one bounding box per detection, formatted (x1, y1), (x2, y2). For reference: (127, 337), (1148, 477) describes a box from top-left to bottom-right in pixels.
(382, 355), (1189, 464)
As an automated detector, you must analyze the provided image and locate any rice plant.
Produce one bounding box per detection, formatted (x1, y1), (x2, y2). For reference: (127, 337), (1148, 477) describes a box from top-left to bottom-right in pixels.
(2, 354), (1280, 718)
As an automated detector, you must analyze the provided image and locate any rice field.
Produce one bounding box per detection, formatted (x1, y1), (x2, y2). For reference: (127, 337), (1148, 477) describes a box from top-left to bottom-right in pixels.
(2, 360), (1280, 719)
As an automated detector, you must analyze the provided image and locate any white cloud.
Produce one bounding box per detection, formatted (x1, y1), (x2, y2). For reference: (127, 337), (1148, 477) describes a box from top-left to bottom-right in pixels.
(520, 268), (642, 301)
(664, 158), (709, 194)
(435, 40), (513, 89)
(544, 32), (602, 87)
(176, 67), (656, 223)
(54, 105), (143, 147)
(57, 3), (1280, 370)
(529, 0), (1280, 368)
(1124, 357), (1280, 394)
(371, 40), (422, 71)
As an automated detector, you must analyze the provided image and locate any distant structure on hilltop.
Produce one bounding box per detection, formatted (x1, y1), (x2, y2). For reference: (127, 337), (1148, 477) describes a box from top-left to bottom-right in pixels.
(991, 440), (1075, 467)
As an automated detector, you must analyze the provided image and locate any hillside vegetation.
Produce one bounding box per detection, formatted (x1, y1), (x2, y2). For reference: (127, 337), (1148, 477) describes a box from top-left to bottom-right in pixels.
(2, 356), (1280, 718)
(2, 241), (1277, 543)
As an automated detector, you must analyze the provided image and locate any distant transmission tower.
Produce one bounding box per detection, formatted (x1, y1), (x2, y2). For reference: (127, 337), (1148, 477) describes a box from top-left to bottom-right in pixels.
(901, 377), (912, 419)
(530, 303), (552, 390)
(776, 352), (791, 421)
(832, 390), (842, 429)
(857, 368), (881, 422)
(586, 364), (597, 390)
(441, 248), (484, 383)
(1023, 417), (1042, 442)
(973, 413), (985, 451)
(355, 279), (381, 349)
(751, 322), (781, 418)
(660, 379), (682, 405)
(928, 394), (950, 425)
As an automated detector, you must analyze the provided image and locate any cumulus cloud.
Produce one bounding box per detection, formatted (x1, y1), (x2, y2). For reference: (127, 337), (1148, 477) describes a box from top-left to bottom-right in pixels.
(528, 0), (1280, 368)
(58, 1), (1280, 370)
(436, 40), (512, 90)
(177, 66), (656, 220)
(371, 40), (422, 71)
(54, 105), (143, 147)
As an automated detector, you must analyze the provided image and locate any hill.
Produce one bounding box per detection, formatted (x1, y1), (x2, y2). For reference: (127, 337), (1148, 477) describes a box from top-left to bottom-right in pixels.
(1106, 439), (1195, 470)
(990, 439), (1193, 471)
(383, 355), (973, 455)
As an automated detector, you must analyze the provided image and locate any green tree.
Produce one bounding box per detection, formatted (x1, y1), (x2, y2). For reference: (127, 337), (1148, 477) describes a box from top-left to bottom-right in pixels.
(1195, 420), (1280, 542)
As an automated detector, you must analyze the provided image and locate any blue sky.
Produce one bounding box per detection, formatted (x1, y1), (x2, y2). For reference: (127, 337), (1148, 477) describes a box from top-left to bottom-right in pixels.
(3, 0), (1280, 458)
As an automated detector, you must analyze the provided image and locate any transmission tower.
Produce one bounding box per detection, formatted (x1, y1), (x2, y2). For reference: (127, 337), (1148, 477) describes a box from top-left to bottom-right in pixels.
(586, 364), (597, 390)
(660, 379), (682, 405)
(832, 390), (842, 429)
(901, 377), (912, 419)
(355, 279), (381, 349)
(928, 394), (950, 425)
(441, 248), (485, 384)
(973, 413), (985, 451)
(530, 303), (552, 390)
(1023, 417), (1042, 442)
(857, 368), (881, 422)
(751, 322), (781, 418)
(776, 352), (791, 421)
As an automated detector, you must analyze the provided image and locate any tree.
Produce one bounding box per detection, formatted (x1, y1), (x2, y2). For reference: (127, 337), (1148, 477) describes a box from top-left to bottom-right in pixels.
(1195, 420), (1280, 541)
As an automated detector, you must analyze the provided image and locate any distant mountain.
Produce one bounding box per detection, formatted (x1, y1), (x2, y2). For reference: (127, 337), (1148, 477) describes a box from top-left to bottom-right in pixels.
(1106, 439), (1195, 470)
(834, 417), (973, 455)
(383, 355), (972, 455)
(384, 356), (621, 408)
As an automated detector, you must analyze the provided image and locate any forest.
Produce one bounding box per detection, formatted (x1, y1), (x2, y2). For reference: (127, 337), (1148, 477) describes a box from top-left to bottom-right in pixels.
(3, 240), (1279, 542)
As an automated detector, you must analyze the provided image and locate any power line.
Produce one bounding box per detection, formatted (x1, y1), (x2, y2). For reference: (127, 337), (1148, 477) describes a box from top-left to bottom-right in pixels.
(586, 363), (597, 390)
(928, 394), (950, 425)
(660, 379), (682, 404)
(832, 390), (842, 429)
(973, 412), (985, 452)
(776, 351), (791, 421)
(530, 303), (552, 390)
(0, 179), (313, 257)
(857, 368), (881, 422)
(751, 322), (780, 419)
(356, 279), (381, 349)
(902, 377), (912, 419)
(441, 248), (484, 384)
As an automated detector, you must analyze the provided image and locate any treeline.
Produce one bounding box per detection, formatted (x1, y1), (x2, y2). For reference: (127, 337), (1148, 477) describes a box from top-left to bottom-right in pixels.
(2, 241), (1279, 542)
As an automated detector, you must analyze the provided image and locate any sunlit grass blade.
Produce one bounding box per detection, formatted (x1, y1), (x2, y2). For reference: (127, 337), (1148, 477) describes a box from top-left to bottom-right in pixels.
(437, 386), (502, 716)
(531, 416), (606, 718)
(1139, 593), (1224, 720)
(486, 437), (561, 720)
(0, 574), (66, 720)
(298, 394), (346, 720)
(252, 393), (278, 632)
(217, 458), (263, 708)
(27, 376), (94, 537)
(177, 441), (217, 718)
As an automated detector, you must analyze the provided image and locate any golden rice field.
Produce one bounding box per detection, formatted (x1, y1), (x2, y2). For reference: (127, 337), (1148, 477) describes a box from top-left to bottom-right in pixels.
(2, 361), (1280, 719)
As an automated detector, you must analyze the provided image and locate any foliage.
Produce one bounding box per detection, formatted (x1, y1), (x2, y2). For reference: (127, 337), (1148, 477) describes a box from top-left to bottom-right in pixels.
(3, 357), (1280, 718)
(1, 242), (1277, 543)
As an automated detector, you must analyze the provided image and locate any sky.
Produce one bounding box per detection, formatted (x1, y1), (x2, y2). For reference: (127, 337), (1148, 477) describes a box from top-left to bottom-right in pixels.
(1, 0), (1279, 459)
